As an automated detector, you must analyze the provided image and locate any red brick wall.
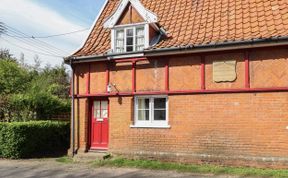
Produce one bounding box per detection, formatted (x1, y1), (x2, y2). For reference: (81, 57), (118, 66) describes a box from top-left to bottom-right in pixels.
(72, 47), (288, 167)
(90, 62), (107, 93)
(71, 98), (89, 153)
(250, 49), (288, 88)
(136, 59), (165, 91)
(108, 93), (288, 167)
(110, 62), (132, 92)
(169, 55), (201, 90)
(74, 63), (89, 95)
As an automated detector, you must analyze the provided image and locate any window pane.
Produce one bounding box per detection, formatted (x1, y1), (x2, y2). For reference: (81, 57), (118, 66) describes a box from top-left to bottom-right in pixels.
(136, 27), (144, 36)
(138, 110), (149, 121)
(116, 39), (124, 46)
(101, 109), (108, 118)
(115, 30), (124, 53)
(94, 109), (101, 118)
(136, 46), (144, 51)
(126, 46), (133, 52)
(154, 110), (166, 121)
(126, 37), (133, 45)
(94, 101), (100, 109)
(126, 29), (133, 36)
(101, 101), (108, 110)
(154, 98), (166, 109)
(138, 98), (149, 109)
(116, 47), (124, 53)
(136, 37), (144, 46)
(116, 30), (124, 38)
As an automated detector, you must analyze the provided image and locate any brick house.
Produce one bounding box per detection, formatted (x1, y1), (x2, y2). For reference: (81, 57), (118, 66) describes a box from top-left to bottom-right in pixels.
(65, 0), (288, 167)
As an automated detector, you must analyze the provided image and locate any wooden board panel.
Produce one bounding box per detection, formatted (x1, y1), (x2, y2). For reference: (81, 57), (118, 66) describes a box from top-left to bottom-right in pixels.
(205, 53), (245, 89)
(213, 60), (237, 82)
(116, 4), (144, 25)
(131, 6), (144, 23)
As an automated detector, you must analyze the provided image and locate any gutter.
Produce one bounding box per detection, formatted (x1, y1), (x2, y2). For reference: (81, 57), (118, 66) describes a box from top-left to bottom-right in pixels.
(145, 36), (288, 57)
(64, 36), (288, 63)
(64, 51), (144, 64)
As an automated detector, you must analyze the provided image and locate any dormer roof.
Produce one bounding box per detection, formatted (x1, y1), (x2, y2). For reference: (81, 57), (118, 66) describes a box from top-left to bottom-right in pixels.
(103, 0), (157, 28)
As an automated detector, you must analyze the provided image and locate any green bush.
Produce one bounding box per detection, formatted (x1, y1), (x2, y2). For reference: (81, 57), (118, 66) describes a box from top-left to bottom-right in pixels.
(0, 121), (70, 158)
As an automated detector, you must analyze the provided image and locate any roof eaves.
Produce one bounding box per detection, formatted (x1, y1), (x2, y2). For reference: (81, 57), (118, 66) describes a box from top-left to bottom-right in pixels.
(145, 36), (288, 56)
(65, 36), (288, 64)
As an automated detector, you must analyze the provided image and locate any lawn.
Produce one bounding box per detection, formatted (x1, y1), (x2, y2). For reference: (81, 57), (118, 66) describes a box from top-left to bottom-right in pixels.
(90, 157), (288, 178)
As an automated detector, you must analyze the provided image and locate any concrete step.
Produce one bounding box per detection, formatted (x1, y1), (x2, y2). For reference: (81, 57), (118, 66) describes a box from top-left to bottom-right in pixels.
(73, 151), (111, 163)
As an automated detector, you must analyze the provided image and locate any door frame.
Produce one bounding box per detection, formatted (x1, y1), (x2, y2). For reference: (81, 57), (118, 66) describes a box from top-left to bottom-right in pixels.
(88, 97), (110, 150)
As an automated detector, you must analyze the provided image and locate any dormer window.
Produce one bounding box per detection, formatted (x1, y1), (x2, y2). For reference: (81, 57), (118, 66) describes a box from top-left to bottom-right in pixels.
(114, 25), (145, 53)
(104, 0), (159, 55)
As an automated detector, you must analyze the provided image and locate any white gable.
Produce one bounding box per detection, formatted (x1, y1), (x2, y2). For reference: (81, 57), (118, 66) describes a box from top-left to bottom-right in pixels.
(103, 0), (158, 28)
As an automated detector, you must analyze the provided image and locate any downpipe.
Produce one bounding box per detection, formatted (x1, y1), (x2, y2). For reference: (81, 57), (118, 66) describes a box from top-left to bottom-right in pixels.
(70, 60), (75, 157)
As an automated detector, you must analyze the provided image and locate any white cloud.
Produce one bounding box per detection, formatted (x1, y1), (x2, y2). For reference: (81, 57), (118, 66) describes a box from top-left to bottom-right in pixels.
(0, 0), (90, 66)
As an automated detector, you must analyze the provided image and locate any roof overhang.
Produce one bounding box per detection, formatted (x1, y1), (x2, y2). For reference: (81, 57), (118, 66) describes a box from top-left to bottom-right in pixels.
(64, 36), (288, 64)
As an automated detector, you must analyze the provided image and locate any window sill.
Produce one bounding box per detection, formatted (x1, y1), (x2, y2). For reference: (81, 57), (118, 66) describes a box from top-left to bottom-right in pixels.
(130, 125), (171, 129)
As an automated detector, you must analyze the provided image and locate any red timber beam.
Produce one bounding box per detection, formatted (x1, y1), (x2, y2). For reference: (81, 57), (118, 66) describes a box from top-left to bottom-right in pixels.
(75, 87), (288, 98)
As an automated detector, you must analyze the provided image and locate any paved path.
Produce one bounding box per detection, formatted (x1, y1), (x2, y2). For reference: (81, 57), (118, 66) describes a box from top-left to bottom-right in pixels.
(0, 159), (240, 178)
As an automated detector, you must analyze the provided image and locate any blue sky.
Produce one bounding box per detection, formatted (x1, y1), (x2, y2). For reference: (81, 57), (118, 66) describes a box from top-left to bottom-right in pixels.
(0, 0), (106, 66)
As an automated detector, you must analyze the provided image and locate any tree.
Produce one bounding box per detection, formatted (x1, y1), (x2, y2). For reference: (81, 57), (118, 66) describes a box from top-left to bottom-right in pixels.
(0, 59), (30, 95)
(0, 58), (31, 121)
(0, 49), (16, 61)
(0, 50), (70, 122)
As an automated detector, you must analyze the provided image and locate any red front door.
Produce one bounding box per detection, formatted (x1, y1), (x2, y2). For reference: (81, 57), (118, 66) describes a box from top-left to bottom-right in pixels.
(90, 99), (109, 150)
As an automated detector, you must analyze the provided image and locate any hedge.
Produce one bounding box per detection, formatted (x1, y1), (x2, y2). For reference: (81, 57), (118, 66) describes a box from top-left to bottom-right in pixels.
(0, 121), (70, 158)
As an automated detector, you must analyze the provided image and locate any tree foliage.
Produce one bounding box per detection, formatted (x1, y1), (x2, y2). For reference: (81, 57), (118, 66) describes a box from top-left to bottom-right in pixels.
(0, 49), (70, 122)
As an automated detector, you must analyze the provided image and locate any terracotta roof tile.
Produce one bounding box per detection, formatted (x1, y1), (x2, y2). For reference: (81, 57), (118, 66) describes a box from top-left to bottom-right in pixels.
(73, 0), (288, 57)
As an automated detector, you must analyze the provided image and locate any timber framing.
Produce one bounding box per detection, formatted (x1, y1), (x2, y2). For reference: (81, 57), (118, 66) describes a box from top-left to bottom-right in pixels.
(71, 45), (288, 99)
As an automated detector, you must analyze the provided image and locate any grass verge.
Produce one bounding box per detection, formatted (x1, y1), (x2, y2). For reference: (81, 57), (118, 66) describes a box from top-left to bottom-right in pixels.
(92, 157), (288, 178)
(55, 156), (74, 164)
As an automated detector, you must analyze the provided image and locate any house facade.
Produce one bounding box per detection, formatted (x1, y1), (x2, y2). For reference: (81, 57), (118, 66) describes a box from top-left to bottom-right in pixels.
(66, 0), (288, 167)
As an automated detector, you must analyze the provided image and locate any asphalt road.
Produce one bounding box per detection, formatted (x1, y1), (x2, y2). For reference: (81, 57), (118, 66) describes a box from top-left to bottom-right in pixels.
(0, 159), (240, 178)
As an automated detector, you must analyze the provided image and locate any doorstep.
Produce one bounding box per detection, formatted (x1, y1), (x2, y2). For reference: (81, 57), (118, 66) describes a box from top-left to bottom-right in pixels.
(73, 150), (109, 163)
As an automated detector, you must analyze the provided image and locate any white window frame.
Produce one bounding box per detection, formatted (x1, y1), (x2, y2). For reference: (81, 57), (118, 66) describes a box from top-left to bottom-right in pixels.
(111, 23), (149, 53)
(131, 95), (170, 128)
